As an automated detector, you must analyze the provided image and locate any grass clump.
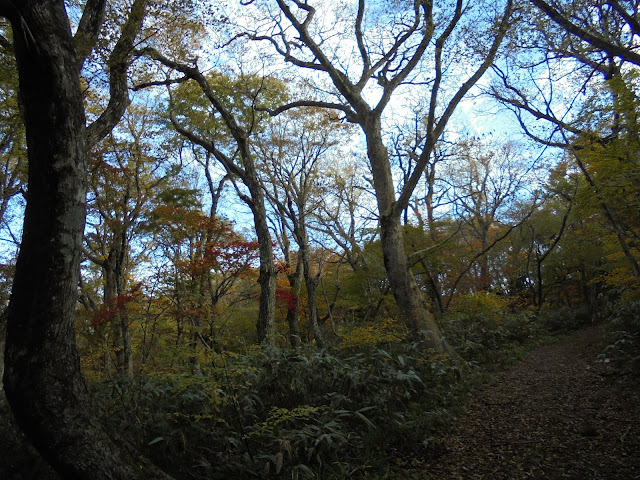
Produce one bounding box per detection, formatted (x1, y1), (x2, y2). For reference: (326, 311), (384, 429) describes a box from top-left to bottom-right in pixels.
(92, 339), (464, 479)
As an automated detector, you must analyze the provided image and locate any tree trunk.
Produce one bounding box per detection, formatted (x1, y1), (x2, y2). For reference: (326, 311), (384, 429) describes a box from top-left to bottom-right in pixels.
(479, 237), (491, 291)
(285, 256), (303, 348)
(535, 251), (544, 310)
(364, 117), (456, 356)
(243, 157), (277, 345)
(147, 49), (278, 346)
(0, 309), (5, 388)
(103, 239), (133, 376)
(419, 259), (445, 320)
(236, 174), (278, 346)
(0, 2), (171, 478)
(299, 233), (324, 349)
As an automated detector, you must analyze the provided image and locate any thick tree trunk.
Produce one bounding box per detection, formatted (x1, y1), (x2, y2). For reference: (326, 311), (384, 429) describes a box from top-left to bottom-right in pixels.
(364, 118), (456, 356)
(0, 2), (171, 478)
(379, 214), (445, 338)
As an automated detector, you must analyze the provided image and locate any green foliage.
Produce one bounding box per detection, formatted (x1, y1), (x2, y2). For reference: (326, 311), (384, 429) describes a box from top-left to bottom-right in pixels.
(328, 239), (393, 322)
(599, 301), (640, 376)
(80, 286), (606, 479)
(443, 293), (545, 365)
(537, 305), (594, 333)
(448, 293), (510, 325)
(92, 340), (463, 479)
(168, 72), (288, 147)
(335, 317), (406, 349)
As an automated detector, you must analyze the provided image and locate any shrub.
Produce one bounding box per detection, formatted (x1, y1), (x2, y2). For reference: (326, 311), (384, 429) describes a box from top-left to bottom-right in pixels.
(92, 340), (463, 479)
(442, 293), (544, 366)
(538, 304), (593, 332)
(599, 300), (640, 375)
(335, 317), (407, 350)
(448, 292), (510, 325)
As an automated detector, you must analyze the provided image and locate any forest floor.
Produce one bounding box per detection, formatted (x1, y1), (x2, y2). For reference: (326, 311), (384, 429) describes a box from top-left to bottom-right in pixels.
(412, 324), (640, 480)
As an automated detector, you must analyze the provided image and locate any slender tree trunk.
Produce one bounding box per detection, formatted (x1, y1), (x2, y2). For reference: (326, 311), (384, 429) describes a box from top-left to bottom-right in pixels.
(285, 257), (303, 348)
(103, 240), (133, 376)
(103, 256), (120, 367)
(145, 49), (278, 346)
(188, 276), (204, 373)
(286, 294), (302, 347)
(246, 178), (277, 345)
(304, 275), (324, 348)
(479, 243), (491, 291)
(422, 189), (445, 319)
(299, 236), (324, 348)
(535, 251), (544, 310)
(0, 309), (5, 388)
(0, 3), (170, 478)
(419, 259), (444, 320)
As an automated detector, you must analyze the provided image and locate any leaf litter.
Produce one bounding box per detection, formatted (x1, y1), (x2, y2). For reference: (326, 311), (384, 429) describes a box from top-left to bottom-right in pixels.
(415, 325), (640, 480)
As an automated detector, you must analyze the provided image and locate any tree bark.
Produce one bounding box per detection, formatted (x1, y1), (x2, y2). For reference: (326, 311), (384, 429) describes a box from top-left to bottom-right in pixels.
(379, 206), (453, 352)
(232, 155), (278, 346)
(0, 2), (171, 478)
(364, 118), (454, 354)
(298, 229), (324, 348)
(247, 173), (277, 346)
(285, 255), (303, 348)
(103, 233), (133, 376)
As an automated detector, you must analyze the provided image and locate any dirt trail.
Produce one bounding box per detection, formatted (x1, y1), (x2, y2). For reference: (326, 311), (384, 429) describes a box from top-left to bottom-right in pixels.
(419, 326), (640, 480)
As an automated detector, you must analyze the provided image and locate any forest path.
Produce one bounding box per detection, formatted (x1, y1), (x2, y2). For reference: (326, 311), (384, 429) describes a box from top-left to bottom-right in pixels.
(416, 325), (640, 480)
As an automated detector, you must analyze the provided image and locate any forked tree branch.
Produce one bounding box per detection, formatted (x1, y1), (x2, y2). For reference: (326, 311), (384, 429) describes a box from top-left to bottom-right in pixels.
(531, 0), (640, 66)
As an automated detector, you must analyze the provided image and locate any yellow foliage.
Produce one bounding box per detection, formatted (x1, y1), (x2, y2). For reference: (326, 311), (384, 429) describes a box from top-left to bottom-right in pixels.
(337, 317), (407, 349)
(249, 406), (325, 436)
(449, 292), (509, 324)
(597, 267), (640, 300)
(79, 347), (106, 382)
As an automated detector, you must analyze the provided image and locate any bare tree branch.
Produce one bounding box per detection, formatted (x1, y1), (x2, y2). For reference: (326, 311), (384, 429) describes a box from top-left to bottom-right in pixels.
(395, 0), (515, 217)
(264, 100), (358, 122)
(608, 0), (640, 37)
(445, 202), (537, 309)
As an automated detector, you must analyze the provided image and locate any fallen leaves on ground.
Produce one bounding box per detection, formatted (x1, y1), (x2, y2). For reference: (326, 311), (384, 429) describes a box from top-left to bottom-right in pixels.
(413, 325), (640, 480)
